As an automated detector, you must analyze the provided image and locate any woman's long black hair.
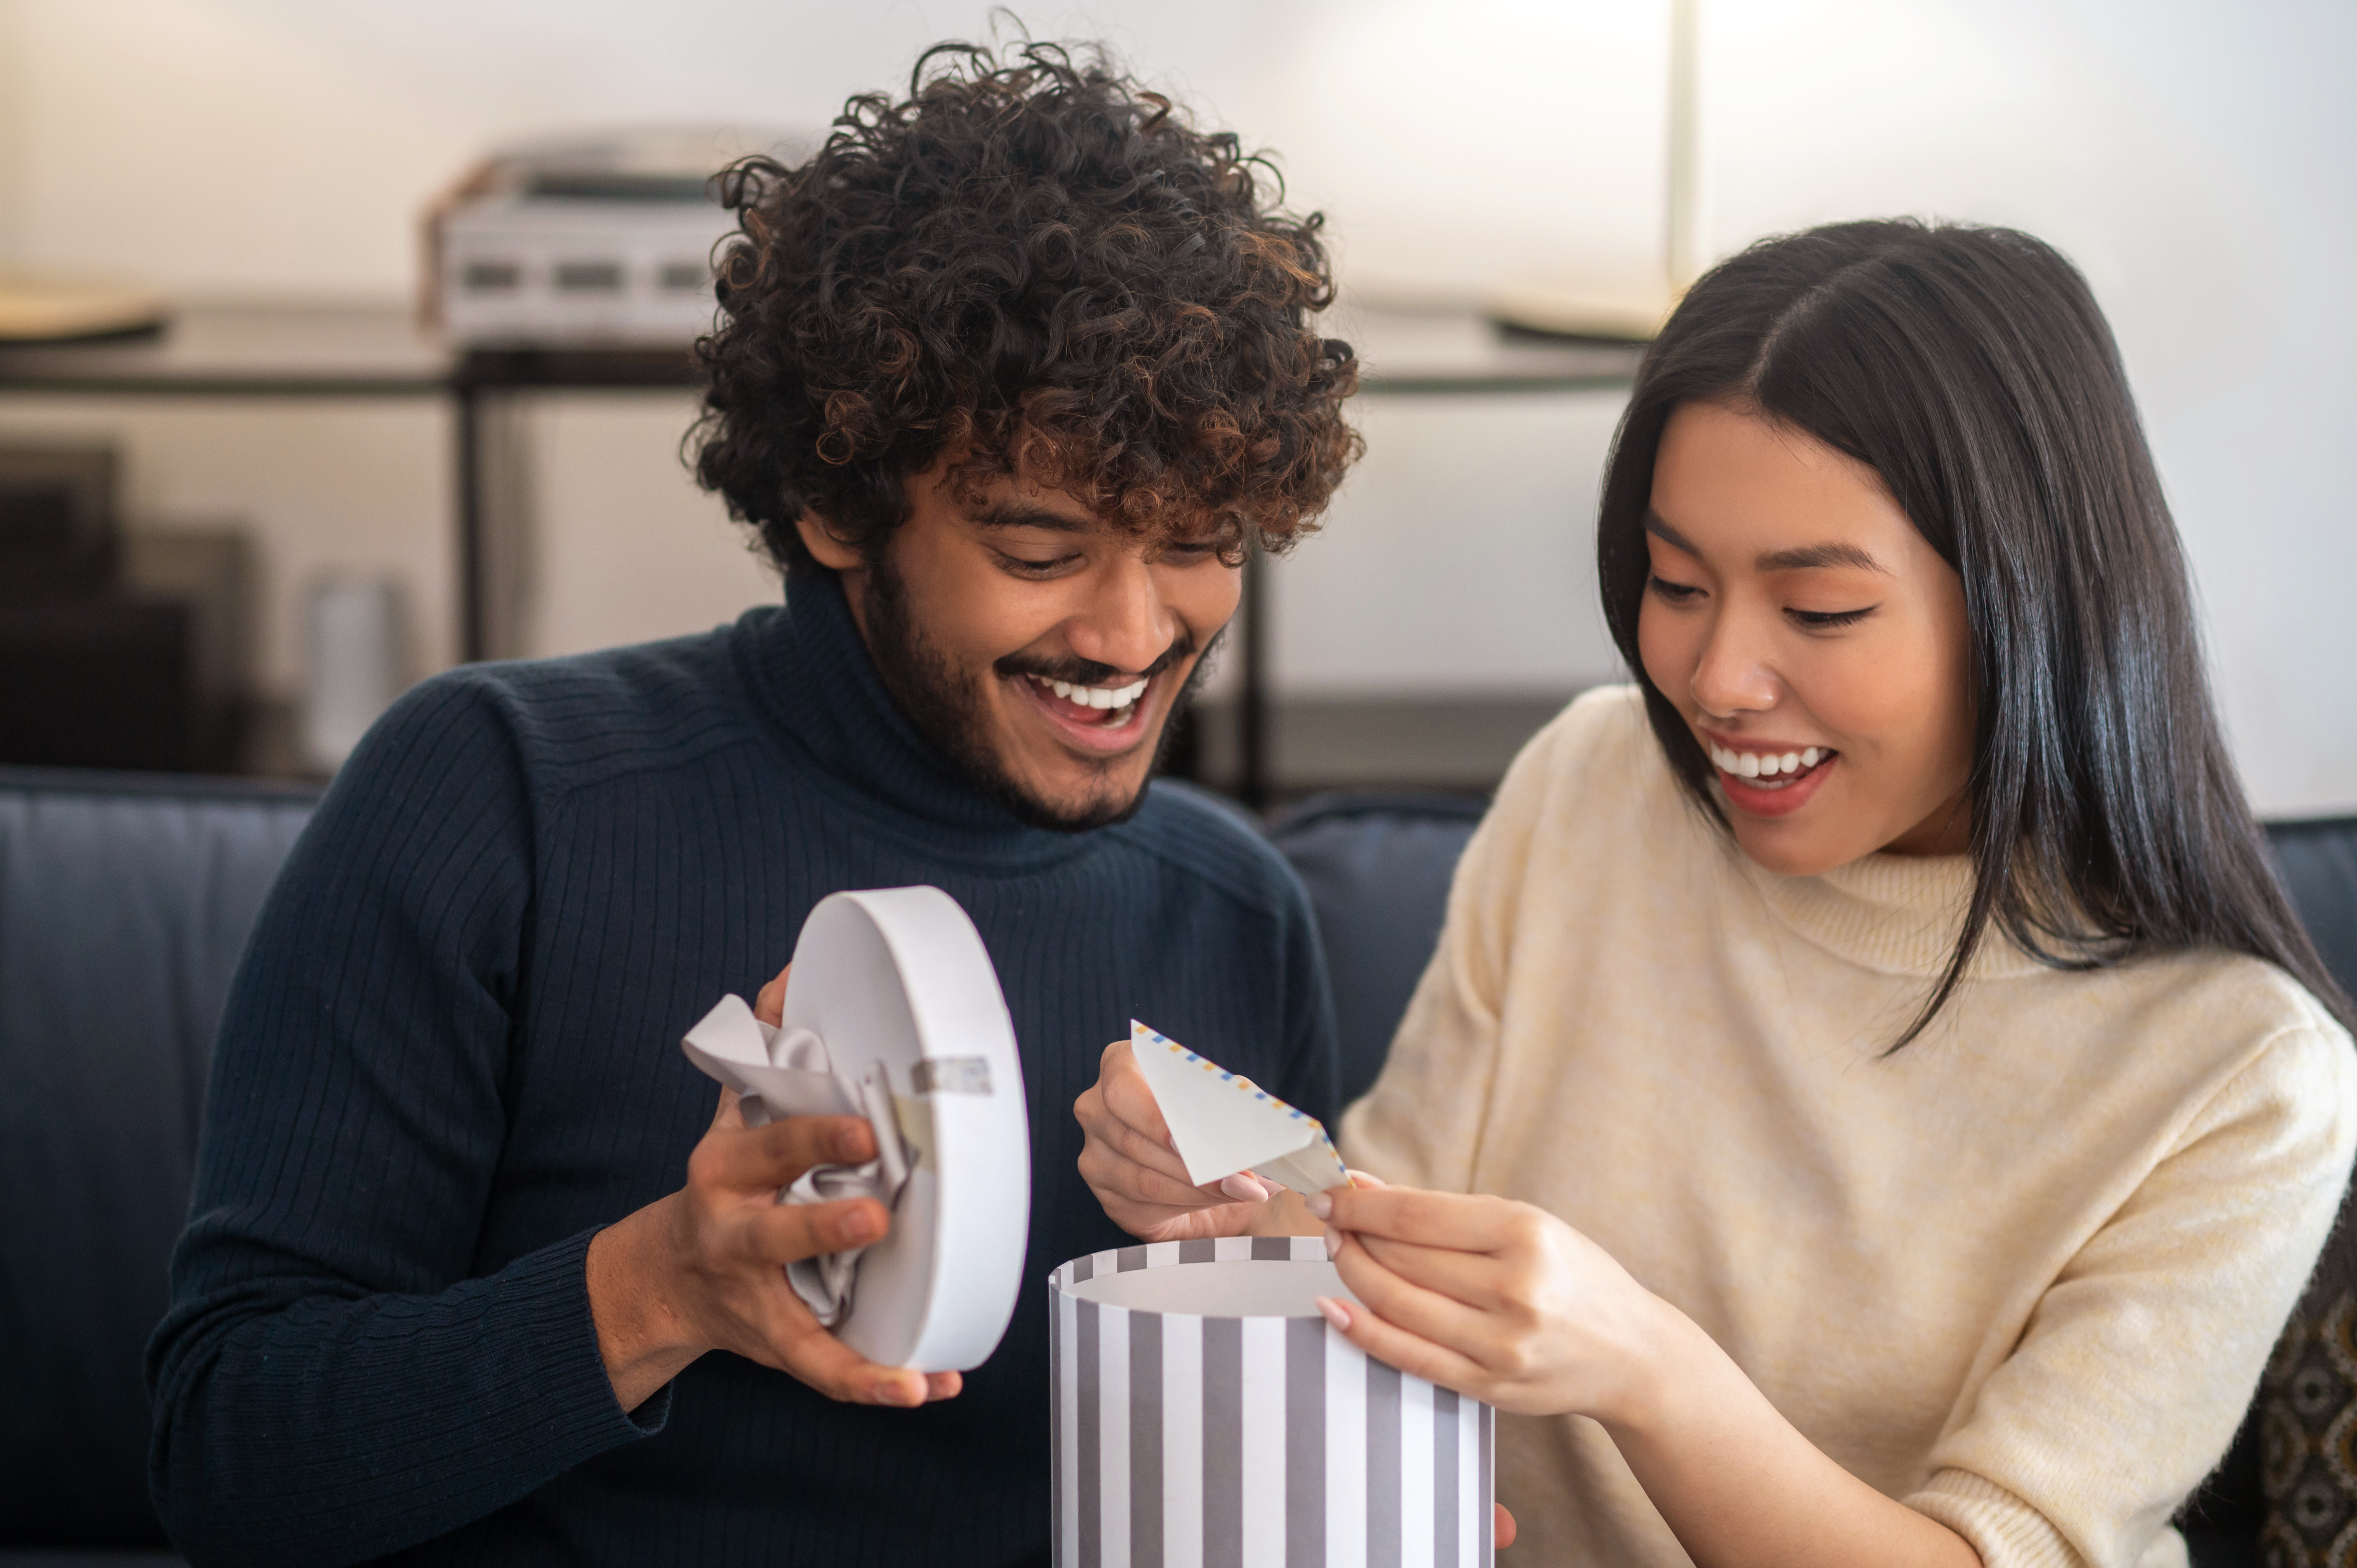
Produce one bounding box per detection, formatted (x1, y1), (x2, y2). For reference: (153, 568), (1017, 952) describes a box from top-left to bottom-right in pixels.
(1598, 219), (2354, 1046)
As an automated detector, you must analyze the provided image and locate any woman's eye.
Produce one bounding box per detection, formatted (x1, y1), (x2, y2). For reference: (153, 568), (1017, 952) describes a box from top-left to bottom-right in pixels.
(1647, 574), (1705, 604)
(1786, 606), (1876, 629)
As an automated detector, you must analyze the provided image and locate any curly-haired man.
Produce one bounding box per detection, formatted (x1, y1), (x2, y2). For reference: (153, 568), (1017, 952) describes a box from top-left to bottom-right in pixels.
(148, 41), (1359, 1566)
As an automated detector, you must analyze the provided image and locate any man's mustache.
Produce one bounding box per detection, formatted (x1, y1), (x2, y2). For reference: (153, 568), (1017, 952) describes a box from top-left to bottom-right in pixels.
(995, 632), (1195, 689)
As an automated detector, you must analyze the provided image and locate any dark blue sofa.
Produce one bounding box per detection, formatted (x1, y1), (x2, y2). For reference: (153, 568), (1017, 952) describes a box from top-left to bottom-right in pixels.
(3, 766), (2350, 1563)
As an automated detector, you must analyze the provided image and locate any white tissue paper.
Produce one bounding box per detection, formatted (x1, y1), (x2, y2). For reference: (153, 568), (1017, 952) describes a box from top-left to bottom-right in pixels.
(681, 992), (913, 1325)
(1128, 1020), (1351, 1195)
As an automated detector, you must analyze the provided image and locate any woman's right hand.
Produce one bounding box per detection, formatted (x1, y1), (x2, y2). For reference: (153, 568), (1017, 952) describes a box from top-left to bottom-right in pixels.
(1075, 1038), (1276, 1242)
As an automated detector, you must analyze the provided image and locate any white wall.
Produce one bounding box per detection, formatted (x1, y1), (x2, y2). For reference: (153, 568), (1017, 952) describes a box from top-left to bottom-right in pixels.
(1, 0), (2351, 810)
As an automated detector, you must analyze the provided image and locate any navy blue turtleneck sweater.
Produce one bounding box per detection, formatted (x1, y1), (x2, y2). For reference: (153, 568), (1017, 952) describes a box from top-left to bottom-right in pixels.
(146, 572), (1338, 1567)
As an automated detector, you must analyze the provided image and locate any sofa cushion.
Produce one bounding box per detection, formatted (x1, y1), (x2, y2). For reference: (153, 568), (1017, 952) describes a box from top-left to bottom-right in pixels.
(0, 769), (315, 1547)
(1265, 791), (1488, 1109)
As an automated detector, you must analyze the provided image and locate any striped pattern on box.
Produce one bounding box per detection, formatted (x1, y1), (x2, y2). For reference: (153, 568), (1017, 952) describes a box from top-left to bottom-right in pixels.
(1050, 1235), (1495, 1568)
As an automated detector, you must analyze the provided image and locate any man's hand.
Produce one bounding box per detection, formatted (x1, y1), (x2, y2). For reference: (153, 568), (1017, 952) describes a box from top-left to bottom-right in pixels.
(1074, 1038), (1275, 1243)
(585, 964), (962, 1413)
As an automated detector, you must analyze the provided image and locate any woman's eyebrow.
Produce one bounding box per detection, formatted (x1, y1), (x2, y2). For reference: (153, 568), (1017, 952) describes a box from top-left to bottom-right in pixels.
(1756, 542), (1889, 573)
(1642, 510), (1700, 555)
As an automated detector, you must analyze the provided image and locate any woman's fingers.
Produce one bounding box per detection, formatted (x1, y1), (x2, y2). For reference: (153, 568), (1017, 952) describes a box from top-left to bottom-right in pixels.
(1346, 1229), (1516, 1314)
(1083, 1090), (1199, 1189)
(1316, 1185), (1526, 1252)
(1095, 1039), (1175, 1144)
(1330, 1230), (1504, 1368)
(1076, 1040), (1239, 1212)
(1314, 1291), (1492, 1397)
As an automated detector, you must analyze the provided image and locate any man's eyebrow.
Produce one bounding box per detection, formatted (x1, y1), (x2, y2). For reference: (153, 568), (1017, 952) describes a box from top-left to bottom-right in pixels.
(974, 501), (1094, 534)
(1756, 542), (1889, 574)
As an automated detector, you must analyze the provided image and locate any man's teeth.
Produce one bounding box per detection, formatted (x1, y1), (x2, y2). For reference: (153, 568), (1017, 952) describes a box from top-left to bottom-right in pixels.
(1029, 674), (1149, 712)
(1708, 742), (1827, 779)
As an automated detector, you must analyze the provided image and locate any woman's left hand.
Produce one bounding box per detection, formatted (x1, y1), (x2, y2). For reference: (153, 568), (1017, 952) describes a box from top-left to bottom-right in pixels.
(1304, 1184), (1670, 1422)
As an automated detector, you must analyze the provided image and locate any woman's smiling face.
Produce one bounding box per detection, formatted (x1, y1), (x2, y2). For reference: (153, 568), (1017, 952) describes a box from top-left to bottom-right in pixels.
(1636, 399), (1976, 877)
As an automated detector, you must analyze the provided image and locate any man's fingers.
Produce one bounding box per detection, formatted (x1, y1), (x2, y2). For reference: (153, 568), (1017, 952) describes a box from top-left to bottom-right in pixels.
(761, 1310), (945, 1406)
(1495, 1504), (1517, 1549)
(695, 1113), (875, 1192)
(754, 962), (792, 1028)
(743, 1196), (889, 1265)
(709, 1085), (748, 1133)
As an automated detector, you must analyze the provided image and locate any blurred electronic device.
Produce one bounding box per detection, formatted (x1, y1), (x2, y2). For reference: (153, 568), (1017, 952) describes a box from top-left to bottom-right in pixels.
(424, 125), (809, 348)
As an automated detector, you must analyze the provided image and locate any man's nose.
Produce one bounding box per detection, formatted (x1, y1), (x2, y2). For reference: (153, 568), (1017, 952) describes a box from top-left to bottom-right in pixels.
(1689, 605), (1780, 718)
(1064, 553), (1177, 675)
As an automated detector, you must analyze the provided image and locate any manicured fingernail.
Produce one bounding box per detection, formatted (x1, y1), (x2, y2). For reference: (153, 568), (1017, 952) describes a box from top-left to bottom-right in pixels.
(1323, 1225), (1346, 1257)
(875, 1379), (918, 1406)
(1348, 1169), (1387, 1188)
(1315, 1295), (1352, 1331)
(1220, 1174), (1266, 1202)
(837, 1127), (871, 1160)
(840, 1208), (882, 1245)
(1304, 1191), (1333, 1219)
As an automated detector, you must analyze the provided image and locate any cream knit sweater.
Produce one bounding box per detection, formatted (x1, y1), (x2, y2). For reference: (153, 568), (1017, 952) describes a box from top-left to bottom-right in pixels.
(1339, 686), (2357, 1568)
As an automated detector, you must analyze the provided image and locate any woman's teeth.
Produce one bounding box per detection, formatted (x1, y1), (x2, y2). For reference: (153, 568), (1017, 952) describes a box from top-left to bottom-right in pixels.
(1028, 673), (1148, 721)
(1708, 741), (1830, 784)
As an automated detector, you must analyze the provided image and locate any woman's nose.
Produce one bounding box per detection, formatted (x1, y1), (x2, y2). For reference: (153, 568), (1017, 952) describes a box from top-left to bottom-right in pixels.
(1689, 611), (1780, 717)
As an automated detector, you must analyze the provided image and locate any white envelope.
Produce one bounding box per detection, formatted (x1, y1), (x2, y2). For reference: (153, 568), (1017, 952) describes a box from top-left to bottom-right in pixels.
(1127, 1020), (1350, 1195)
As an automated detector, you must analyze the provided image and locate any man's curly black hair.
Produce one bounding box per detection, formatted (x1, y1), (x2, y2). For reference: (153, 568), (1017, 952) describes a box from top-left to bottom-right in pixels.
(692, 39), (1362, 574)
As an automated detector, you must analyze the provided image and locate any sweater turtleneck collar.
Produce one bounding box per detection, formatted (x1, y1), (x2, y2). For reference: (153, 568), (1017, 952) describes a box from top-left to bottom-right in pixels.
(736, 569), (1099, 866)
(1740, 845), (2049, 981)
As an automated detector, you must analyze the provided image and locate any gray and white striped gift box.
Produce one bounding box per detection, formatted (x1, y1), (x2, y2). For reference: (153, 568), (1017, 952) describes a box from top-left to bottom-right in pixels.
(1050, 1236), (1495, 1568)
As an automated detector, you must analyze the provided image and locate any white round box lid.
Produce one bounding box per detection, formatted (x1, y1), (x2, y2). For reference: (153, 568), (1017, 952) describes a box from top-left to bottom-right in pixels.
(683, 886), (1032, 1371)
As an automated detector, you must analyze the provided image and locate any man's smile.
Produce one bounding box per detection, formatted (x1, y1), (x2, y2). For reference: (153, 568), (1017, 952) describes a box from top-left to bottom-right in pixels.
(1012, 669), (1160, 755)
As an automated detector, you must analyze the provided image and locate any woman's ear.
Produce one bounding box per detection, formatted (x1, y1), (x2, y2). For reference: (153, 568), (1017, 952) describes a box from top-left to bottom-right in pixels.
(795, 511), (866, 573)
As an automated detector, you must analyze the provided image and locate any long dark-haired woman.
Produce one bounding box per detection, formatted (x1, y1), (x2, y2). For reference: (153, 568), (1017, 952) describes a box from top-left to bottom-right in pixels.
(1077, 220), (2357, 1566)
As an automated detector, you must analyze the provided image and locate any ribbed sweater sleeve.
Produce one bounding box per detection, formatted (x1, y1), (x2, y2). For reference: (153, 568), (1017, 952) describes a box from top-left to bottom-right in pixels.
(146, 677), (662, 1567)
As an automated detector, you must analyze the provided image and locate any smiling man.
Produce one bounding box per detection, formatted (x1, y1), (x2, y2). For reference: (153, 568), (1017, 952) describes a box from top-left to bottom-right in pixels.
(148, 41), (1357, 1568)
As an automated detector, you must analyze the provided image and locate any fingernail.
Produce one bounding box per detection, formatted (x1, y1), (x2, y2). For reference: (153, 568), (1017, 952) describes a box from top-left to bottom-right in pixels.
(1348, 1169), (1387, 1188)
(875, 1379), (918, 1406)
(1315, 1295), (1352, 1331)
(1220, 1174), (1267, 1202)
(1323, 1225), (1346, 1257)
(1304, 1191), (1333, 1219)
(837, 1127), (871, 1161)
(840, 1207), (882, 1245)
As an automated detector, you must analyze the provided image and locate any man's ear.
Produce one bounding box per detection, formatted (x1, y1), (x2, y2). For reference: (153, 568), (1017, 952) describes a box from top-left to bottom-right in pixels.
(794, 511), (867, 573)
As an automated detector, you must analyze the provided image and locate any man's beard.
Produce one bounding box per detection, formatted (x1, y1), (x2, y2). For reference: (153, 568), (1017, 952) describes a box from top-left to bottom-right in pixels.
(857, 560), (1216, 833)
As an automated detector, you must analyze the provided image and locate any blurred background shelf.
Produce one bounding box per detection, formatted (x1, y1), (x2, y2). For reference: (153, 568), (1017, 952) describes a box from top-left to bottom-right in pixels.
(0, 302), (1641, 799)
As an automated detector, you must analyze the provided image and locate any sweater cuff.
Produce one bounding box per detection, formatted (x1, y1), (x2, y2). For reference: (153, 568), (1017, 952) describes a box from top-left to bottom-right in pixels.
(511, 1226), (673, 1443)
(1905, 1469), (2082, 1567)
